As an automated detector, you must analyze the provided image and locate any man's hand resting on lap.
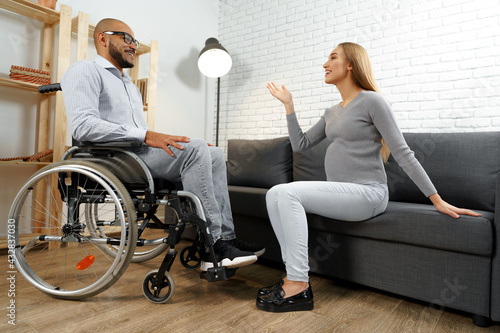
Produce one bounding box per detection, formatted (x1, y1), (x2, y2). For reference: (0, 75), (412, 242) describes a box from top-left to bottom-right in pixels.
(144, 131), (190, 157)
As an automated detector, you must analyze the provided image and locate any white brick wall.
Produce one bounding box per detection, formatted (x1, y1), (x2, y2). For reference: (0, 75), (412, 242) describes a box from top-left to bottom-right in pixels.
(216, 0), (500, 153)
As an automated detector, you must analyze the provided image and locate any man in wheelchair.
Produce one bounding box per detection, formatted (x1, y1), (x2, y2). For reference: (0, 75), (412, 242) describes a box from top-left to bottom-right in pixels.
(60, 18), (265, 272)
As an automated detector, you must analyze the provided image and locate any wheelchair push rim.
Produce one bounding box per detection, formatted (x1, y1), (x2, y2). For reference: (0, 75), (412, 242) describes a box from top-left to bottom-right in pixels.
(8, 161), (137, 299)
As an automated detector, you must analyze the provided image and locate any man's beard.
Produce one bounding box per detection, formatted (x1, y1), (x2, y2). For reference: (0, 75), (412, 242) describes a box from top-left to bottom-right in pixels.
(109, 41), (134, 69)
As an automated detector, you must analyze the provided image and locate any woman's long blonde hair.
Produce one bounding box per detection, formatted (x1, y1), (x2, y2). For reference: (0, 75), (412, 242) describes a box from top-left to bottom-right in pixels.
(339, 42), (391, 163)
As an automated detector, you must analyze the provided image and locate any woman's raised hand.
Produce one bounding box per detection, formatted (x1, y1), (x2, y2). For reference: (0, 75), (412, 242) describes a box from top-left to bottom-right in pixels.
(267, 82), (295, 114)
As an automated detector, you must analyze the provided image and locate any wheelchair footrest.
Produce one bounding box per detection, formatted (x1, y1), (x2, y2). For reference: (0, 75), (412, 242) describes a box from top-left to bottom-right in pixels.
(200, 267), (237, 282)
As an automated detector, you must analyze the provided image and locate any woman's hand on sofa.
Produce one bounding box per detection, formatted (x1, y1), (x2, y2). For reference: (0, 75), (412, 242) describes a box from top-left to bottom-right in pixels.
(429, 193), (482, 219)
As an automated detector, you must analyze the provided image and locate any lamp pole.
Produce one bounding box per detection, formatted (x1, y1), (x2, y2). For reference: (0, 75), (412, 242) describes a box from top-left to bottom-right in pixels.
(216, 77), (220, 147)
(198, 38), (232, 147)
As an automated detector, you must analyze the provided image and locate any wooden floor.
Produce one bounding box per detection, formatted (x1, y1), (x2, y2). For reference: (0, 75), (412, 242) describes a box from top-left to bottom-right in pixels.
(2, 243), (499, 333)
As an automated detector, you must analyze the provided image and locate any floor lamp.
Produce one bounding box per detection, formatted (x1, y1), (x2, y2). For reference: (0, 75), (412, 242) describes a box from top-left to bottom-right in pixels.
(198, 38), (232, 146)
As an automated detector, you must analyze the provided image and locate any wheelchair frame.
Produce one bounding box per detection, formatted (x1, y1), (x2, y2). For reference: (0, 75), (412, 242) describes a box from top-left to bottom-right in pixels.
(8, 84), (235, 304)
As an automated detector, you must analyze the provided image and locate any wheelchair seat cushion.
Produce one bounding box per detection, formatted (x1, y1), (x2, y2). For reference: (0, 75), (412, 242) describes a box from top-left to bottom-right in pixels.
(154, 178), (182, 191)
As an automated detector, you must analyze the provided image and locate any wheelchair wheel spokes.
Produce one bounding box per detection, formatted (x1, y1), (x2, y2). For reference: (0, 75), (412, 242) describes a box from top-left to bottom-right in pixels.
(9, 161), (137, 299)
(86, 202), (169, 262)
(86, 201), (128, 254)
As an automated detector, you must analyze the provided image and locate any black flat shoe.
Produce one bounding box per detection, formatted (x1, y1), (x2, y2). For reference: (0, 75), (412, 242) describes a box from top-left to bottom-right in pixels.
(256, 285), (314, 312)
(257, 279), (284, 297)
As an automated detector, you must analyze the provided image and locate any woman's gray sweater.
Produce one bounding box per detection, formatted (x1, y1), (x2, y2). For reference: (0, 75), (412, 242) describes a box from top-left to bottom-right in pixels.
(286, 90), (437, 197)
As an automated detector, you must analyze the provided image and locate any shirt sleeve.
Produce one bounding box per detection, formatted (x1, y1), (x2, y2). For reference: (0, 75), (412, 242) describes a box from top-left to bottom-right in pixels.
(368, 94), (437, 197)
(60, 61), (147, 143)
(286, 111), (327, 152)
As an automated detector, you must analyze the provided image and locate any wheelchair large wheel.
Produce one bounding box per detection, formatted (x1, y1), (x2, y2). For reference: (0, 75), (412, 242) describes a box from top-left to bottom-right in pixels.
(86, 201), (171, 263)
(8, 160), (137, 299)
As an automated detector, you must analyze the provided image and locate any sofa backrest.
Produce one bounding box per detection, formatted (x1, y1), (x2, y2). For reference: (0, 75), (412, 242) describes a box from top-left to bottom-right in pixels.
(385, 132), (500, 212)
(227, 137), (293, 188)
(293, 132), (499, 211)
(228, 132), (499, 212)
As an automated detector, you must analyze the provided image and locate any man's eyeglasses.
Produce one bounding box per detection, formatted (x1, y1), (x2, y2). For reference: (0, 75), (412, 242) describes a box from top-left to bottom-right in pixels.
(103, 31), (140, 48)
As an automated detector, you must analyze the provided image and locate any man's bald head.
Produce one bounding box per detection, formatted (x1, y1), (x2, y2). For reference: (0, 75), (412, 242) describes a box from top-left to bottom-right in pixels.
(93, 18), (133, 48)
(93, 18), (137, 72)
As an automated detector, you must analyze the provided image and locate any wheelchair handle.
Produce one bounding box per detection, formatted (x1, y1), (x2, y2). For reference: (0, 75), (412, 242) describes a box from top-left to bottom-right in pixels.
(38, 83), (61, 94)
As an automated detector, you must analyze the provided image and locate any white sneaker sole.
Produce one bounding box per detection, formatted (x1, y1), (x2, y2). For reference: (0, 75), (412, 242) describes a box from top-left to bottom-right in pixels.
(201, 254), (257, 271)
(255, 248), (266, 257)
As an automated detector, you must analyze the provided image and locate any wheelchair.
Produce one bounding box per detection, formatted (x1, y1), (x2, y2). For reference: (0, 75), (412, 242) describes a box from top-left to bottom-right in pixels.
(8, 83), (235, 303)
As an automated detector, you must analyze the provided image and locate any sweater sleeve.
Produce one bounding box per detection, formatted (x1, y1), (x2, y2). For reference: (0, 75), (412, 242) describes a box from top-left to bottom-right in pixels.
(286, 111), (327, 152)
(368, 94), (437, 197)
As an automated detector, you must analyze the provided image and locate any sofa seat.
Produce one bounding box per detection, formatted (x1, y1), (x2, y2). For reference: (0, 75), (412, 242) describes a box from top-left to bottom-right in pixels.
(229, 185), (494, 257)
(307, 202), (494, 257)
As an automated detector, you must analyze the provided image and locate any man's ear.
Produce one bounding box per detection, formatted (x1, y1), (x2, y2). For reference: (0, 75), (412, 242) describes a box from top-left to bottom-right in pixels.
(96, 32), (108, 48)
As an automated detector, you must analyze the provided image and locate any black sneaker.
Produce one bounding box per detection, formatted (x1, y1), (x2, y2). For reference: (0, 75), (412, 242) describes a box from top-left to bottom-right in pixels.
(227, 238), (266, 257)
(200, 239), (257, 271)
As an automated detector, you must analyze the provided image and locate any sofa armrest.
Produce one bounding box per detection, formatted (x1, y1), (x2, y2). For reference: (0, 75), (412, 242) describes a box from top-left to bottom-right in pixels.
(491, 172), (500, 321)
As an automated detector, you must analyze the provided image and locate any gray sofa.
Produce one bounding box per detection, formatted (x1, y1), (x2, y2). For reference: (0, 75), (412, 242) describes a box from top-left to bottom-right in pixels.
(226, 132), (500, 327)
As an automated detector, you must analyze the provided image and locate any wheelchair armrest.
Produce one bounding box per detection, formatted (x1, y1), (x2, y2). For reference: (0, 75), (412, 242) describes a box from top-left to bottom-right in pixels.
(73, 140), (143, 148)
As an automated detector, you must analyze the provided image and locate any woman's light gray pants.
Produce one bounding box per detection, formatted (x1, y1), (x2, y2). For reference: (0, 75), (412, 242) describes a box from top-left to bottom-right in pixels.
(266, 181), (389, 282)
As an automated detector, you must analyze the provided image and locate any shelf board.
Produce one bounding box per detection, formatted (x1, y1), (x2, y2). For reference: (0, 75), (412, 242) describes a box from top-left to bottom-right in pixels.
(136, 43), (151, 56)
(0, 77), (43, 92)
(0, 160), (51, 166)
(0, 0), (60, 25)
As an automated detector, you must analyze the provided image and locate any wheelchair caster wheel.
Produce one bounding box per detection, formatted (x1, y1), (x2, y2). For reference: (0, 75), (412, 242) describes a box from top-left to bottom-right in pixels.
(180, 246), (202, 270)
(143, 269), (175, 304)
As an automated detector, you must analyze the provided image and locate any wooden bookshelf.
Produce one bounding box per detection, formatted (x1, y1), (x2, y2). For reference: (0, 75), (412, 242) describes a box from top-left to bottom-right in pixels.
(0, 0), (72, 165)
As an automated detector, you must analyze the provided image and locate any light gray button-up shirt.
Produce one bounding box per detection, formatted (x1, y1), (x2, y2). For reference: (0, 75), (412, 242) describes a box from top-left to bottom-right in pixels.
(61, 55), (149, 142)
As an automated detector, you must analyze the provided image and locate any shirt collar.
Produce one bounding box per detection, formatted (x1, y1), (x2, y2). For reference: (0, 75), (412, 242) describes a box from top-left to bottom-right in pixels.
(94, 54), (132, 80)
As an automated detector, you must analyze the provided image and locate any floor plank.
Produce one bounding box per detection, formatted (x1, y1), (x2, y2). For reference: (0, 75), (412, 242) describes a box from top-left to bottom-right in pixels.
(375, 299), (443, 332)
(434, 310), (494, 333)
(1, 244), (498, 333)
(315, 289), (403, 332)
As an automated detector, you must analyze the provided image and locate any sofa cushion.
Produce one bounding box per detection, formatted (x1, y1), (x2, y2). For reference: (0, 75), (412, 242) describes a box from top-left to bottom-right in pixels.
(227, 137), (292, 188)
(293, 139), (330, 182)
(385, 132), (500, 212)
(228, 185), (269, 219)
(307, 201), (495, 256)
